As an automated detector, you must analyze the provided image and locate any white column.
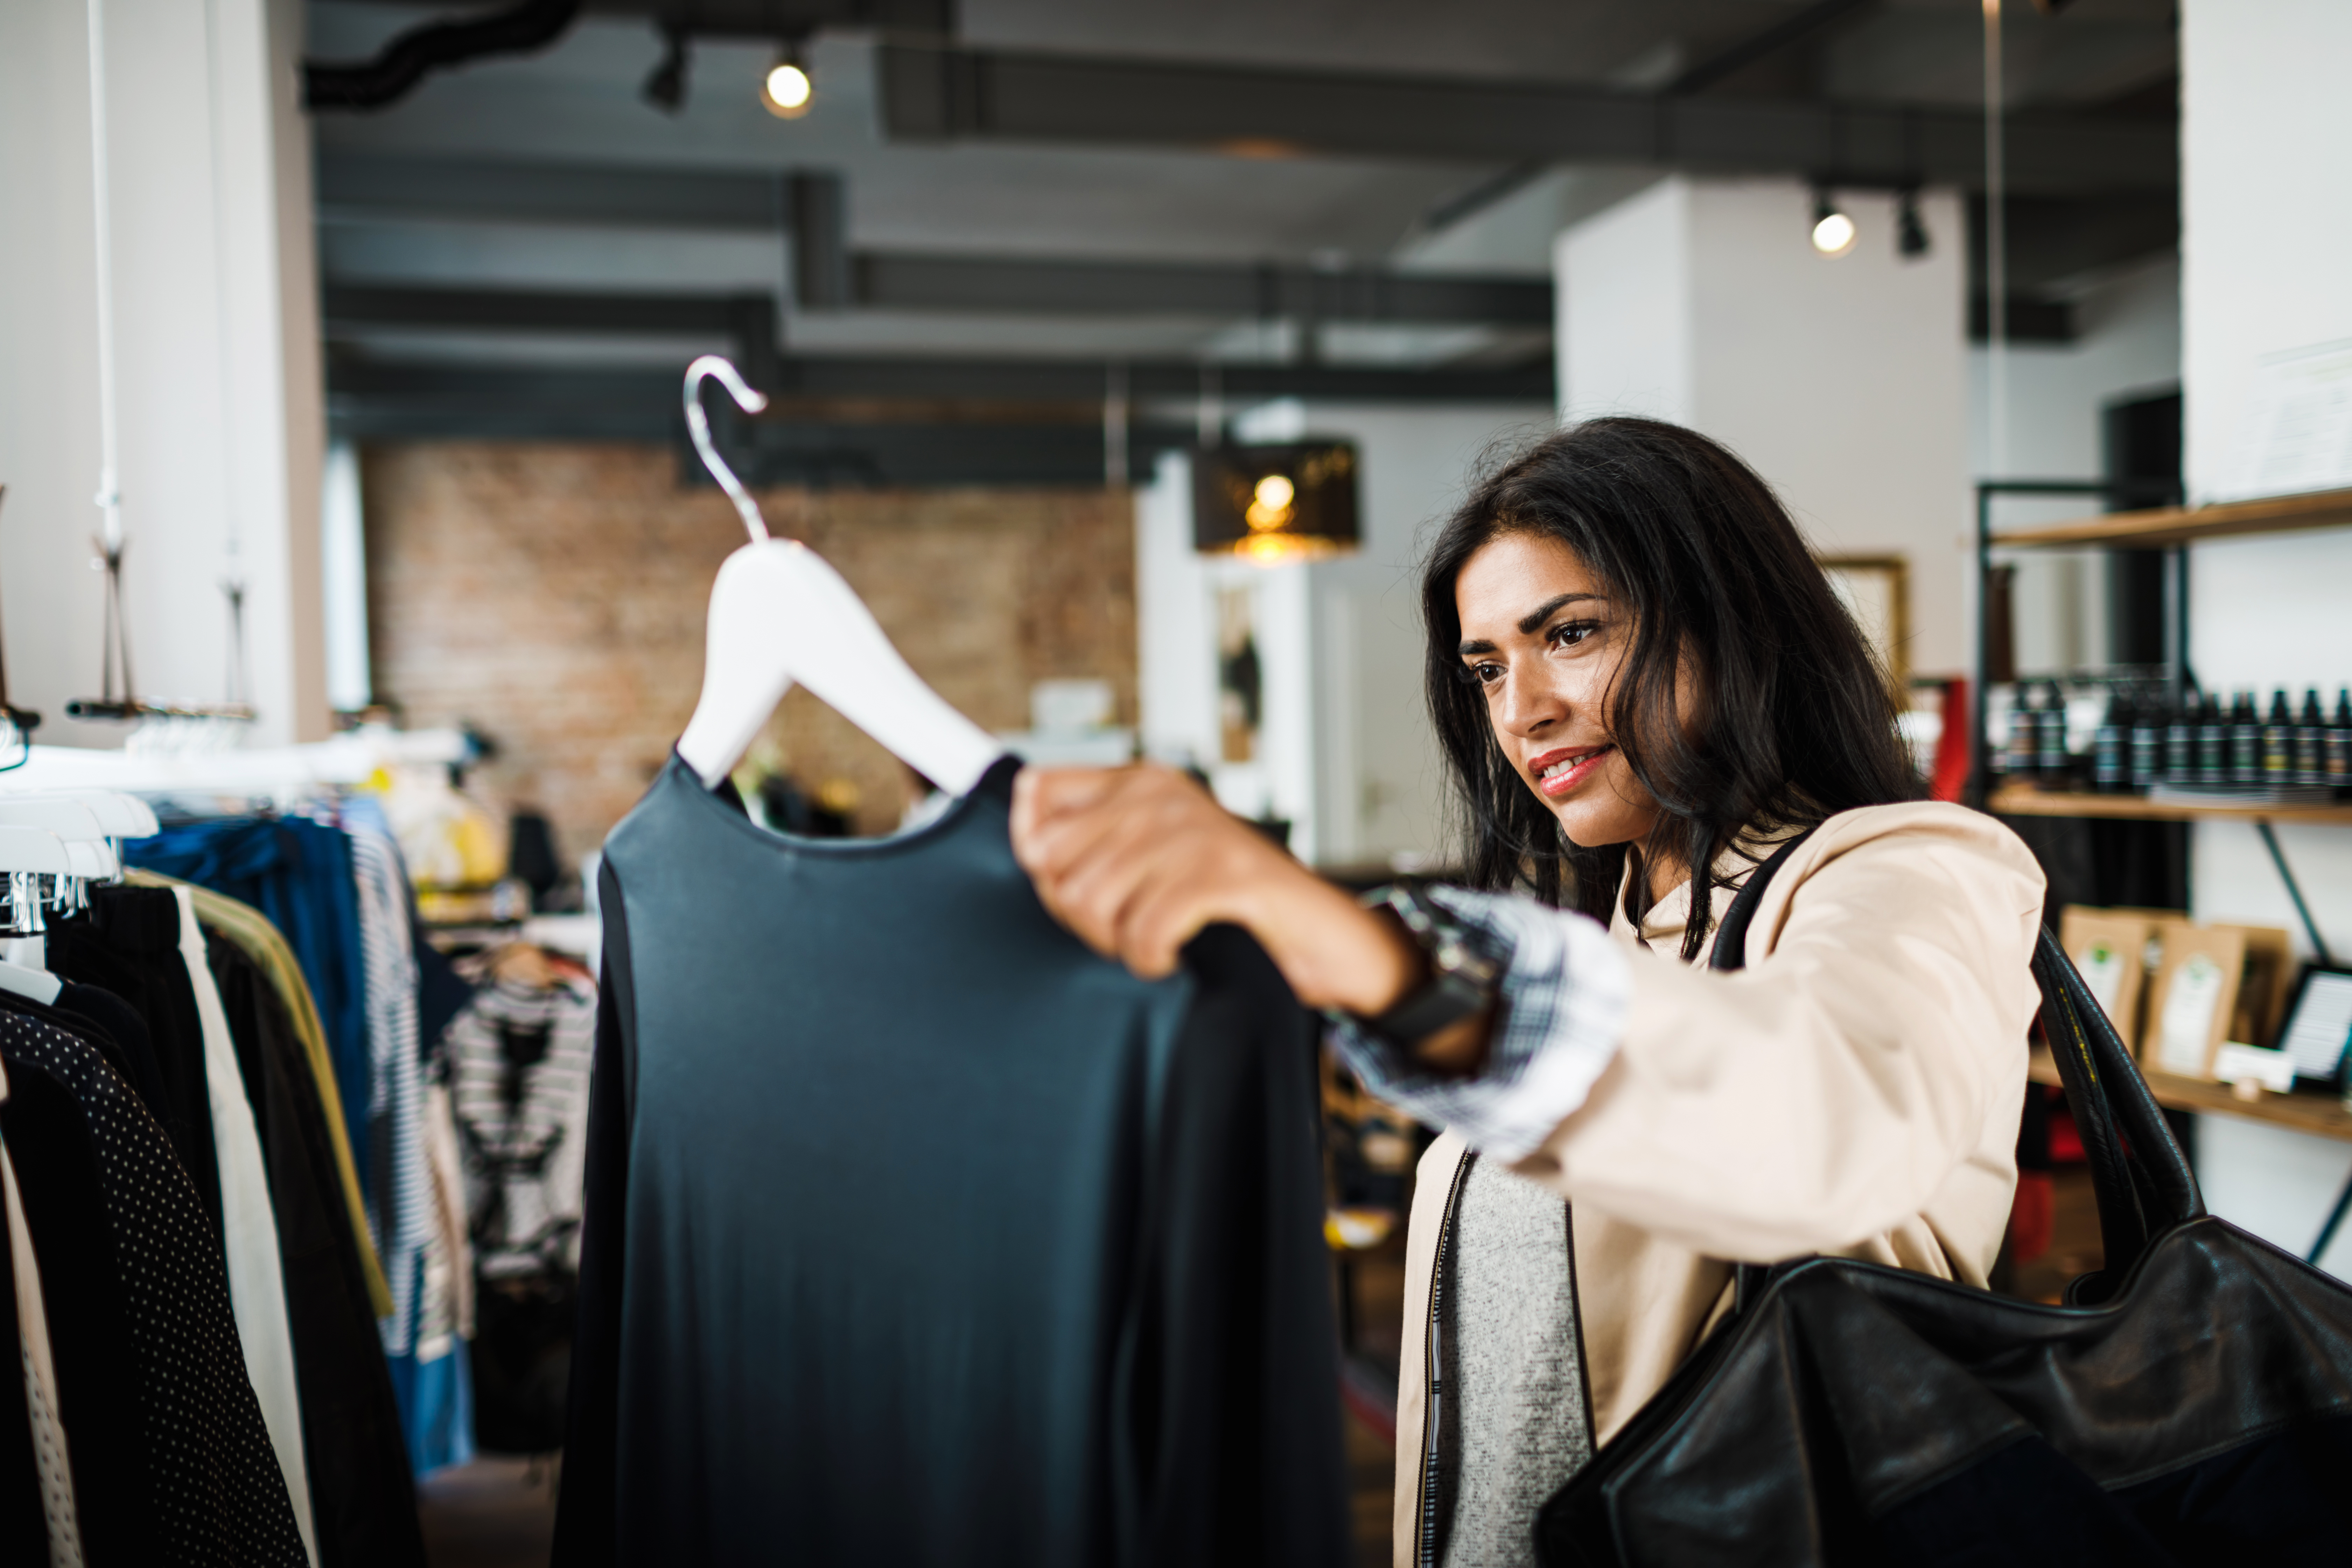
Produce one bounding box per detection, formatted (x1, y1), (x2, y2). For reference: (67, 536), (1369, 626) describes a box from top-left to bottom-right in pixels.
(0, 0), (328, 747)
(1556, 176), (1970, 676)
(2177, 0), (2352, 1273)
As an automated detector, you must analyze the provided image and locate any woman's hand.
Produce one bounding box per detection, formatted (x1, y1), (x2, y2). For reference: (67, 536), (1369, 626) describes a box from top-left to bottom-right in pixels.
(1009, 764), (1421, 1015)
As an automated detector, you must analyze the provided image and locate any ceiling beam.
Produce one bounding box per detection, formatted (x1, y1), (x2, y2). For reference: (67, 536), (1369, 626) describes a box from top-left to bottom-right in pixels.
(317, 153), (793, 230)
(318, 158), (1552, 322)
(322, 266), (1550, 337)
(1667, 0), (1876, 96)
(324, 354), (1554, 442)
(850, 254), (1550, 324)
(876, 45), (2175, 195)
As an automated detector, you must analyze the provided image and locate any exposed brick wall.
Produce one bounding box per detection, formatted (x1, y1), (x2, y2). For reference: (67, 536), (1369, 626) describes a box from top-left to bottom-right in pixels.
(363, 442), (1136, 870)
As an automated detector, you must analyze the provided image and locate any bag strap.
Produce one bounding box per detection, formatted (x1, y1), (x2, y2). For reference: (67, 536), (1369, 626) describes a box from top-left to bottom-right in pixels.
(1703, 819), (2204, 1314)
(1705, 828), (1821, 1312)
(2031, 926), (2203, 1300)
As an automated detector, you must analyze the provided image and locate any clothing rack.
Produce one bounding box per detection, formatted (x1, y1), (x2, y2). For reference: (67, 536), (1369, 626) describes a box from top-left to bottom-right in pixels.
(0, 728), (471, 800)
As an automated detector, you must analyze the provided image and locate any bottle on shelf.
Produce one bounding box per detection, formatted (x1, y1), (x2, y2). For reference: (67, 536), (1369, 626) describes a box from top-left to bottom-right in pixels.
(2296, 688), (2328, 787)
(2093, 688), (2129, 793)
(2129, 688), (2164, 792)
(2001, 686), (2035, 777)
(2035, 681), (2071, 780)
(2230, 689), (2263, 784)
(2197, 692), (2228, 785)
(2330, 688), (2352, 795)
(2167, 692), (2198, 783)
(2263, 688), (2295, 786)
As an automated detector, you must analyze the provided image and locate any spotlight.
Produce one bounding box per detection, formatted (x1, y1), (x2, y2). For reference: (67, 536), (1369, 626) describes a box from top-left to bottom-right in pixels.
(1897, 188), (1931, 258)
(642, 25), (689, 113)
(762, 43), (812, 119)
(1811, 192), (1856, 258)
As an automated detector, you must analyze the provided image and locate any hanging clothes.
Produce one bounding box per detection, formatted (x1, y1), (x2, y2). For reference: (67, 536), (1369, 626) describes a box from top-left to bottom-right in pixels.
(126, 869), (392, 1318)
(0, 1006), (308, 1568)
(344, 825), (474, 1476)
(170, 886), (319, 1566)
(3, 1057), (85, 1568)
(47, 890), (224, 1240)
(445, 969), (596, 1280)
(0, 1026), (151, 1567)
(206, 931), (426, 1568)
(0, 1133), (51, 1565)
(126, 819), (372, 1191)
(348, 828), (429, 1346)
(555, 757), (1348, 1568)
(386, 1078), (476, 1481)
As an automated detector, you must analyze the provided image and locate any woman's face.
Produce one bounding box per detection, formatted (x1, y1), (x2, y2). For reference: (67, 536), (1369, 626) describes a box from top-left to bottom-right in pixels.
(1454, 530), (1664, 849)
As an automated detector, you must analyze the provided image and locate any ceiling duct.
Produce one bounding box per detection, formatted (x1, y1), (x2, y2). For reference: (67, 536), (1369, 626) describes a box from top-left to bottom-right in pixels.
(305, 0), (584, 112)
(306, 0), (953, 113)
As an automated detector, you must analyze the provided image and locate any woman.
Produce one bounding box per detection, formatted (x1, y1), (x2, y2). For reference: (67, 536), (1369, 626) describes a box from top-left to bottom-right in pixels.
(1010, 418), (2044, 1567)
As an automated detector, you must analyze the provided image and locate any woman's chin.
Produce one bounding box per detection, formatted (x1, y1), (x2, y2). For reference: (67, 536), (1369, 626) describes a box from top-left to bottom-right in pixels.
(1543, 789), (1656, 850)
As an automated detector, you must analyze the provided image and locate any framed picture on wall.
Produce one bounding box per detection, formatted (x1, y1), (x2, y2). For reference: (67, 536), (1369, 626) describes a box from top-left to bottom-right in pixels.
(1818, 554), (1911, 689)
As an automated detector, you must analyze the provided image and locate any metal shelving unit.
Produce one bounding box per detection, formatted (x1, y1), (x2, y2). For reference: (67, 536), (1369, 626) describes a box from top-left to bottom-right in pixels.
(1980, 485), (2352, 1190)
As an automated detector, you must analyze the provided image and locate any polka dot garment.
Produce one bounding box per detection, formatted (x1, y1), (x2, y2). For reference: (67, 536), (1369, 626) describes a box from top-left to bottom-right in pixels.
(0, 1010), (307, 1567)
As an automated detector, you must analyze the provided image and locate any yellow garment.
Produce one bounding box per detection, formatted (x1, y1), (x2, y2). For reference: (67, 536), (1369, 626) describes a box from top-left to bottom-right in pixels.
(126, 869), (394, 1317)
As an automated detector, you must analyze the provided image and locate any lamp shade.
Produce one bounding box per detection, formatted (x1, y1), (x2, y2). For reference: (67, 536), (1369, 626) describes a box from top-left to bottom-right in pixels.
(1191, 441), (1360, 564)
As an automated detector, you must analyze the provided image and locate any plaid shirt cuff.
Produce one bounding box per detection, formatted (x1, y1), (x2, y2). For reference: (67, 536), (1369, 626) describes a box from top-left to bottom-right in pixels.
(1329, 887), (1630, 1164)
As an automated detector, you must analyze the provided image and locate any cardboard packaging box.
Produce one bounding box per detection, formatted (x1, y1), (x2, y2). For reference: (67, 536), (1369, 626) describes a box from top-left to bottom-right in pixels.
(2058, 906), (2157, 1042)
(2142, 922), (2245, 1080)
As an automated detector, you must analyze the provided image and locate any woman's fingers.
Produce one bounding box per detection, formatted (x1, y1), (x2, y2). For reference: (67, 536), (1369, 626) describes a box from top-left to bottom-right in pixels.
(1008, 761), (1428, 1011)
(1009, 765), (1121, 850)
(1047, 800), (1226, 969)
(1011, 764), (1266, 976)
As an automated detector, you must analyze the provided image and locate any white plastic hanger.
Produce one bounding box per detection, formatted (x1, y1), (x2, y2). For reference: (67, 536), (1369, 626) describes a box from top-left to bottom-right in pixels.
(0, 827), (69, 1000)
(672, 356), (1007, 795)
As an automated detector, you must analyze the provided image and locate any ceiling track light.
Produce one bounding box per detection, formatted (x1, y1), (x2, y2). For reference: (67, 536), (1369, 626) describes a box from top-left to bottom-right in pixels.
(1897, 186), (1931, 259)
(1811, 190), (1856, 258)
(642, 23), (690, 113)
(762, 38), (813, 119)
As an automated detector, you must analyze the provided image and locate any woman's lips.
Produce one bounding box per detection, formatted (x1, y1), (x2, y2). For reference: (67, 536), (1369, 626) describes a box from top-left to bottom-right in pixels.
(1530, 745), (1612, 799)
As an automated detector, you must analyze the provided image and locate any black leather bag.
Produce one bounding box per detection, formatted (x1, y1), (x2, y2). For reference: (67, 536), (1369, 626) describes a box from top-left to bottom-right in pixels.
(1536, 831), (2352, 1567)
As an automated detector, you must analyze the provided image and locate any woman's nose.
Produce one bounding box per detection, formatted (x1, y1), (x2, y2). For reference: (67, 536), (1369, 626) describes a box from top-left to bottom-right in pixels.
(1498, 670), (1568, 737)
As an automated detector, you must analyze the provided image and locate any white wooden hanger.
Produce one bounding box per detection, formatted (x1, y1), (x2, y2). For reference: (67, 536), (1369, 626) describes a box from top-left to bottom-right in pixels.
(672, 356), (1007, 796)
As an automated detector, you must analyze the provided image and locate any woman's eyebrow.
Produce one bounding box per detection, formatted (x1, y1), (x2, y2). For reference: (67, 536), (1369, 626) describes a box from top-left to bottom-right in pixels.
(1516, 592), (1601, 635)
(1458, 592), (1604, 655)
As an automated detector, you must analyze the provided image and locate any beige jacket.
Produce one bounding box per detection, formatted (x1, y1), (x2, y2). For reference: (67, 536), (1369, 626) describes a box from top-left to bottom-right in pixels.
(1390, 802), (2045, 1561)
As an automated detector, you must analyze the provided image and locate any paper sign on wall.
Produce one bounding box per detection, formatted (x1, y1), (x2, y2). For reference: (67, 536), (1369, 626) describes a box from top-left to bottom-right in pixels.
(2215, 338), (2352, 502)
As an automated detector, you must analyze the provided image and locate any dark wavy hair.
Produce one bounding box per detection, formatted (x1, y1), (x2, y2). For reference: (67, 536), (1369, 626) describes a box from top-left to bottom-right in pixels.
(1421, 416), (1919, 958)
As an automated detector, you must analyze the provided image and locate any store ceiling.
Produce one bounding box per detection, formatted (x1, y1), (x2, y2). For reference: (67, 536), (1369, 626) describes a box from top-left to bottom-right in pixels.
(311, 0), (2181, 460)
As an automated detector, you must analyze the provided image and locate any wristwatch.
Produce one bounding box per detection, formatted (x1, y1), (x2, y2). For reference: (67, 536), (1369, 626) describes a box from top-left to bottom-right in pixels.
(1347, 883), (1500, 1049)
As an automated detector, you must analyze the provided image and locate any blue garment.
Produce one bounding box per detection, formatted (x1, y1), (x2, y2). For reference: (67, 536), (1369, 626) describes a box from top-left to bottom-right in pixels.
(127, 817), (373, 1191)
(385, 1336), (477, 1477)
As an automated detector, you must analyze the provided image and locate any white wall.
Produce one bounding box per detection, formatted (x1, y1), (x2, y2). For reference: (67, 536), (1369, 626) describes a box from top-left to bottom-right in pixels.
(1967, 257), (2183, 675)
(1557, 177), (1972, 677)
(1968, 257), (2181, 486)
(2175, 0), (2352, 1268)
(1135, 402), (1553, 869)
(0, 0), (327, 747)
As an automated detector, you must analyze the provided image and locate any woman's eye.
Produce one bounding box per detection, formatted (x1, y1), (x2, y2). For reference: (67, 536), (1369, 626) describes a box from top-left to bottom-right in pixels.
(1548, 620), (1599, 650)
(1464, 661), (1503, 686)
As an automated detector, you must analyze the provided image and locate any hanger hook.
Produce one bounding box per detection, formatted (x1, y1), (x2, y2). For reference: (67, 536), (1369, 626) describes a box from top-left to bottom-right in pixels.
(684, 355), (771, 544)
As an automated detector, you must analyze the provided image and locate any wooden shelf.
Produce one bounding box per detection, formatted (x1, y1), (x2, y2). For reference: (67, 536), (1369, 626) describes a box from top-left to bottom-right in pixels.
(1989, 486), (2352, 550)
(2029, 1048), (2352, 1143)
(1989, 785), (2352, 827)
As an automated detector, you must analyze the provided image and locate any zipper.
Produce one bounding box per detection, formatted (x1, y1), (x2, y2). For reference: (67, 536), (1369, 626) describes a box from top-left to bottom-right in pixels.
(1414, 1146), (1476, 1568)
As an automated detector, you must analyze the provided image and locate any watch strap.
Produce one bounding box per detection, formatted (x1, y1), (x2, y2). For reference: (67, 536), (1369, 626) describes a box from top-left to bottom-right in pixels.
(1362, 967), (1492, 1046)
(1349, 883), (1499, 1049)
